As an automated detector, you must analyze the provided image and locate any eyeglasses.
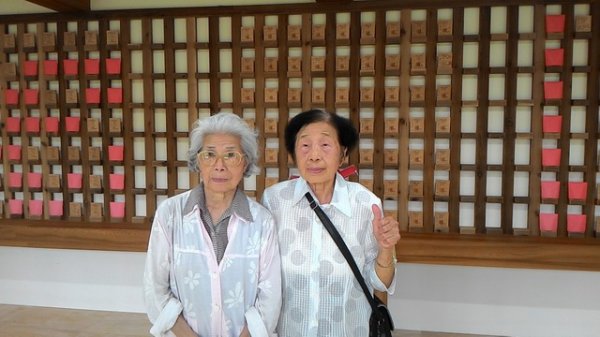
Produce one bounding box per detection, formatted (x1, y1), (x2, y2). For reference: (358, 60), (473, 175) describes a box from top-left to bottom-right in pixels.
(198, 150), (245, 167)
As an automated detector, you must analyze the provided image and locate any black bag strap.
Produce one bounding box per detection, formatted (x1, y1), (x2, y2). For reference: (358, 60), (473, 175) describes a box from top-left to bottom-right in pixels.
(304, 192), (379, 312)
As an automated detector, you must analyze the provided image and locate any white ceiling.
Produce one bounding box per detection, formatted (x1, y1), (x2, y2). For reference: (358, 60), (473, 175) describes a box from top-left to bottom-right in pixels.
(2, 0), (51, 15)
(1, 0), (314, 15)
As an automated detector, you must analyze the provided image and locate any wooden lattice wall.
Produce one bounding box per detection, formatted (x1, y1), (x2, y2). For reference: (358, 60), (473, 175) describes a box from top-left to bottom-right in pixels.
(0, 0), (599, 270)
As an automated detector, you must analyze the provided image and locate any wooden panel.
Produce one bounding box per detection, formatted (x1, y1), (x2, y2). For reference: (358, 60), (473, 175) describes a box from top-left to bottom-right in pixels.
(0, 221), (149, 251)
(474, 7), (491, 234)
(501, 6), (518, 235)
(396, 233), (600, 272)
(0, 1), (598, 272)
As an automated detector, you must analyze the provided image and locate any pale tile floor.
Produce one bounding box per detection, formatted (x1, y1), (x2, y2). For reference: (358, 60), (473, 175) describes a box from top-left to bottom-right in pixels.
(0, 304), (498, 337)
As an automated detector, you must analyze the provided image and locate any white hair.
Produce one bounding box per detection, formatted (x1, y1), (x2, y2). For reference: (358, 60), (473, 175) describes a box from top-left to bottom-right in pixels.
(187, 112), (260, 177)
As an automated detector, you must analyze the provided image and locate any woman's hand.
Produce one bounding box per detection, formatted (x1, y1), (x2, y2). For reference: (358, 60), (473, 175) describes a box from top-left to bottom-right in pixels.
(171, 315), (199, 337)
(371, 204), (400, 249)
(239, 325), (250, 337)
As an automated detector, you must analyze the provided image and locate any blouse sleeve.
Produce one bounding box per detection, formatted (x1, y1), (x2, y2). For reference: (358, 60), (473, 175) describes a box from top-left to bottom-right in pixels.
(143, 207), (184, 337)
(245, 212), (282, 337)
(365, 199), (397, 295)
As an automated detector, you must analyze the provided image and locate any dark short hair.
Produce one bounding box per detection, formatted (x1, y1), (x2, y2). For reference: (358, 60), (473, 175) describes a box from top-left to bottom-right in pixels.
(284, 109), (359, 161)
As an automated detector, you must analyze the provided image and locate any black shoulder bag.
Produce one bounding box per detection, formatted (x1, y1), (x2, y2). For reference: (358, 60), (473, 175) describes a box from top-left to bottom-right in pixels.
(305, 192), (394, 337)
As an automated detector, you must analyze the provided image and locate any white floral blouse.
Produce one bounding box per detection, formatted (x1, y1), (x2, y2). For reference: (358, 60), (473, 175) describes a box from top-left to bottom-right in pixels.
(144, 186), (282, 337)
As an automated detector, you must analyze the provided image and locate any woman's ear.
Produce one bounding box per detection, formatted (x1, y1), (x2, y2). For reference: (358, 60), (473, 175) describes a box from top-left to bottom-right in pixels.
(339, 147), (347, 166)
(243, 160), (250, 176)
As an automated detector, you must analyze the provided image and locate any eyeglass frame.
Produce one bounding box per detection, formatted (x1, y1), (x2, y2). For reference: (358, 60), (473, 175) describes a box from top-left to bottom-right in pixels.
(197, 150), (246, 167)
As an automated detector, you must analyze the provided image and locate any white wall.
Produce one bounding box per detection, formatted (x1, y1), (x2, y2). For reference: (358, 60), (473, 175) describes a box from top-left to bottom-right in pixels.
(0, 246), (145, 313)
(390, 263), (600, 337)
(1, 246), (599, 337)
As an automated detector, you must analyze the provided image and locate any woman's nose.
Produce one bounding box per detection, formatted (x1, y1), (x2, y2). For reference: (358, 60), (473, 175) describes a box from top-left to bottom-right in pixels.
(308, 145), (321, 160)
(213, 156), (226, 170)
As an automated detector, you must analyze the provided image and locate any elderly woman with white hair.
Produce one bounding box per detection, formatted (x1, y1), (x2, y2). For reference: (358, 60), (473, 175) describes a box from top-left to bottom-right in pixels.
(144, 112), (281, 337)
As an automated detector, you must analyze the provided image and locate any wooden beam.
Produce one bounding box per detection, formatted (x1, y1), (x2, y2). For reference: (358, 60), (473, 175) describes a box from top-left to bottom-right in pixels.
(0, 221), (150, 252)
(397, 233), (600, 272)
(1, 220), (599, 272)
(25, 0), (89, 12)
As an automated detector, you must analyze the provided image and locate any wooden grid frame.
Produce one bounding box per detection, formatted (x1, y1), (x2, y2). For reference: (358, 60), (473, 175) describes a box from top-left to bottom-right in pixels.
(0, 0), (599, 270)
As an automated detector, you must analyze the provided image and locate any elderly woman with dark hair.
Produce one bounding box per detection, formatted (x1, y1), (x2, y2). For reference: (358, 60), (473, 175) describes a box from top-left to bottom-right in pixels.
(144, 112), (281, 337)
(261, 109), (400, 337)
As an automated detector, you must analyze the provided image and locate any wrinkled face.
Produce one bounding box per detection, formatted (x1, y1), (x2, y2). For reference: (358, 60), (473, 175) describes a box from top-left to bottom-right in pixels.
(197, 133), (246, 195)
(294, 121), (343, 187)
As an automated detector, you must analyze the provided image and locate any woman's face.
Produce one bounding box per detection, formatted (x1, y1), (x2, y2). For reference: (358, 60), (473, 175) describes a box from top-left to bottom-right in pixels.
(197, 133), (246, 196)
(294, 121), (343, 187)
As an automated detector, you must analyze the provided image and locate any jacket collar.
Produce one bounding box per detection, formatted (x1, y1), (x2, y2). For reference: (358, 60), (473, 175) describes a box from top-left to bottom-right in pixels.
(292, 172), (352, 218)
(183, 183), (253, 222)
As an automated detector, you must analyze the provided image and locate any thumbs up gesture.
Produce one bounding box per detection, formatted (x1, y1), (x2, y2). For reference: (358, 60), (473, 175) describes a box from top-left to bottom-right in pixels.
(371, 204), (400, 249)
